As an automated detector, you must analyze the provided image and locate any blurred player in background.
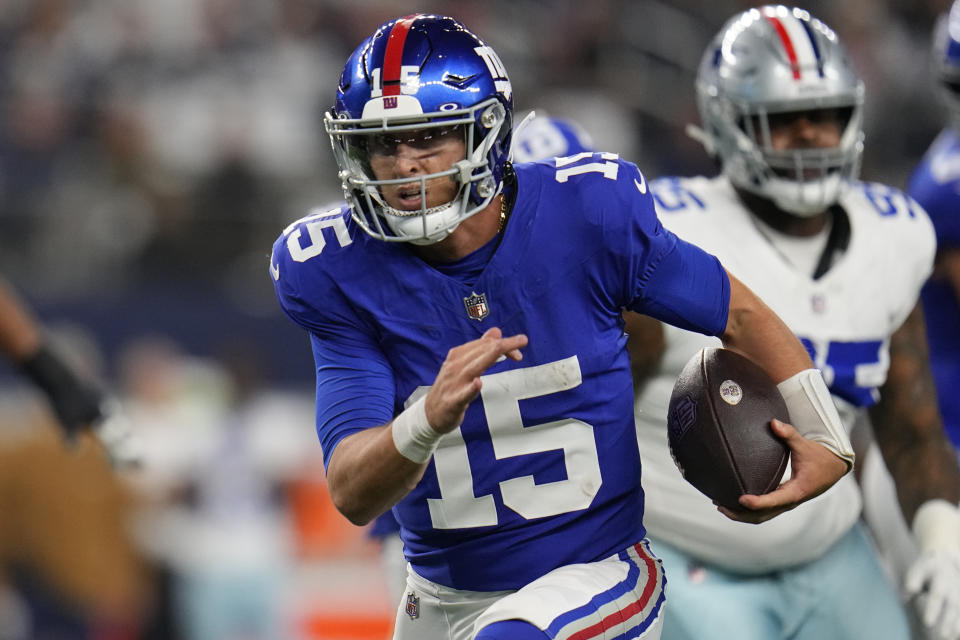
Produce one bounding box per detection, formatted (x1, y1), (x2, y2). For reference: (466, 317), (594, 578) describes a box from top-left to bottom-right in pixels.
(271, 13), (854, 640)
(0, 275), (144, 636)
(626, 6), (960, 640)
(0, 275), (136, 465)
(511, 112), (596, 164)
(909, 0), (960, 456)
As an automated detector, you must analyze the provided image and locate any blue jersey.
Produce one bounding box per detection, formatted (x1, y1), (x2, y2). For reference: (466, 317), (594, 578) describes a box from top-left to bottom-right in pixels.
(271, 155), (730, 590)
(908, 128), (960, 447)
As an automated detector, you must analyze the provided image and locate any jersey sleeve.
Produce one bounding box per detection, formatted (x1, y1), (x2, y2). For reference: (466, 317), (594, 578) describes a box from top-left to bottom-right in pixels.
(310, 332), (395, 468)
(632, 234), (730, 336)
(270, 214), (396, 469)
(595, 160), (730, 336)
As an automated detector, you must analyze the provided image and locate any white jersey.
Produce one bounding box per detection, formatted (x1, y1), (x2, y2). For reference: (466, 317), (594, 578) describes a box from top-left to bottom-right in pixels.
(637, 175), (935, 573)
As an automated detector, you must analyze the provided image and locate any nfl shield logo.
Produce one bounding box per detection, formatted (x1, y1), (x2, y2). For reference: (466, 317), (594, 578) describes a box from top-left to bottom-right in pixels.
(463, 291), (489, 321)
(405, 592), (420, 620)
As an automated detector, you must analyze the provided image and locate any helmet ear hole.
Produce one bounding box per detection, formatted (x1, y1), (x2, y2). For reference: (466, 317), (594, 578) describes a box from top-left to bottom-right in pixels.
(481, 103), (505, 130)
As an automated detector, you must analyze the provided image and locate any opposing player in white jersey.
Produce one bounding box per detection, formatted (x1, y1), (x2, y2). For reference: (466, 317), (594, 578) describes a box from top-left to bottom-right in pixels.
(628, 7), (960, 640)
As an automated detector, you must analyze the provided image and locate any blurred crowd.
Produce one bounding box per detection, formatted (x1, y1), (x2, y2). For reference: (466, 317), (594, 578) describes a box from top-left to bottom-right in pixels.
(0, 0), (954, 639)
(0, 0), (948, 304)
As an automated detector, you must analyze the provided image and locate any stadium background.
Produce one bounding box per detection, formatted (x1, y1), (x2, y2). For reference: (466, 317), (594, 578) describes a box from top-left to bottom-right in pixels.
(0, 1), (949, 639)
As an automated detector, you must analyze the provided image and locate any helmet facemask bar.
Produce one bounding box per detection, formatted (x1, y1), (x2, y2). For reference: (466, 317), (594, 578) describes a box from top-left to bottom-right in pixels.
(708, 92), (864, 216)
(325, 97), (506, 244)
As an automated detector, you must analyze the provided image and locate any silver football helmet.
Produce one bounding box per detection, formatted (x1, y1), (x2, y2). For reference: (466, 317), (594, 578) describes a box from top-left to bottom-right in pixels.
(693, 6), (864, 216)
(933, 1), (960, 128)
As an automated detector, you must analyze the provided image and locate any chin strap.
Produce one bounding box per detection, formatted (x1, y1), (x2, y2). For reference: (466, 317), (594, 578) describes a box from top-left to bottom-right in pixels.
(509, 110), (538, 162)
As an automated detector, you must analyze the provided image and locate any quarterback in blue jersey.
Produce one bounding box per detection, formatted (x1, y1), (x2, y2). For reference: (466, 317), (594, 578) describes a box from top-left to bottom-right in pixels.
(367, 110), (600, 605)
(625, 7), (960, 640)
(270, 14), (852, 640)
(909, 0), (960, 454)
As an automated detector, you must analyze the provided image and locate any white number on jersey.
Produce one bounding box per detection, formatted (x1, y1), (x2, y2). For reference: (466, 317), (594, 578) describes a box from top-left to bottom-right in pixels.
(861, 183), (922, 219)
(273, 208), (353, 280)
(554, 152), (620, 183)
(406, 356), (602, 530)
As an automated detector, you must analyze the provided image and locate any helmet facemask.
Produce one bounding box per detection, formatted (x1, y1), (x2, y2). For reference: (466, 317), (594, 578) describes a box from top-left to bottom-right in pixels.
(708, 98), (864, 216)
(326, 99), (507, 245)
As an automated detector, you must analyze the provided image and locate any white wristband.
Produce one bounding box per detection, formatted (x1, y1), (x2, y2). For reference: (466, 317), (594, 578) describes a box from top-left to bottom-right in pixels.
(391, 396), (442, 464)
(913, 499), (960, 553)
(777, 368), (855, 470)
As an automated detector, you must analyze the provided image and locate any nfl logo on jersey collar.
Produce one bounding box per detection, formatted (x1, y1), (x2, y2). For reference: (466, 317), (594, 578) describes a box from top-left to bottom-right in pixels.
(464, 291), (490, 320)
(812, 293), (827, 314)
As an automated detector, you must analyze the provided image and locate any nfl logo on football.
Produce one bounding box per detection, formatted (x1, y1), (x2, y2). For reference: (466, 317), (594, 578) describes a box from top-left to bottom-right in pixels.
(405, 592), (420, 620)
(463, 291), (489, 321)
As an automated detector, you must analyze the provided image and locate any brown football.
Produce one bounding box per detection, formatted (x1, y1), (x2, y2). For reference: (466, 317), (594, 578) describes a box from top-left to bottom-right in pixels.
(666, 347), (790, 510)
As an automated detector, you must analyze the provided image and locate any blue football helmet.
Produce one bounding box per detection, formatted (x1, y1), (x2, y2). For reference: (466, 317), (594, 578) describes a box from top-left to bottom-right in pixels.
(325, 14), (513, 244)
(934, 1), (960, 128)
(512, 113), (595, 162)
(694, 6), (864, 216)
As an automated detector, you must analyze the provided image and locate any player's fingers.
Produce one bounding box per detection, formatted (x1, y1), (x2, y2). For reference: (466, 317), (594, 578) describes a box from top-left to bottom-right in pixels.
(461, 332), (528, 373)
(716, 501), (790, 524)
(502, 334), (528, 361)
(906, 560), (929, 594)
(736, 481), (804, 514)
(924, 592), (946, 632)
(770, 418), (801, 442)
(481, 327), (504, 340)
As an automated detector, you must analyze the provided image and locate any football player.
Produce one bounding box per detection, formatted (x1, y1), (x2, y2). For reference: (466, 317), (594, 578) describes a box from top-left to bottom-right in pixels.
(629, 6), (960, 640)
(511, 113), (596, 164)
(368, 110), (600, 608)
(270, 14), (853, 640)
(0, 275), (137, 467)
(908, 0), (960, 456)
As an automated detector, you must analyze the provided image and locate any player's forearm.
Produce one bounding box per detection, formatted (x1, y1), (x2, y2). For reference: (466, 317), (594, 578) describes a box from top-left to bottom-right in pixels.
(719, 272), (814, 382)
(941, 248), (960, 302)
(0, 279), (43, 361)
(720, 272), (853, 469)
(870, 302), (960, 522)
(326, 423), (428, 526)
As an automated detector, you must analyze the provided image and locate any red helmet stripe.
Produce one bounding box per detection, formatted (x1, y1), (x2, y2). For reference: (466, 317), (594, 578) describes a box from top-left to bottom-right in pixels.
(382, 15), (419, 96)
(765, 15), (802, 80)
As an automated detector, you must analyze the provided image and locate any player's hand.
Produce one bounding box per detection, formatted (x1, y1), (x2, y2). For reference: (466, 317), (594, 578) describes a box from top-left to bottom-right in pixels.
(424, 327), (527, 434)
(905, 549), (960, 639)
(718, 418), (847, 524)
(92, 398), (143, 469)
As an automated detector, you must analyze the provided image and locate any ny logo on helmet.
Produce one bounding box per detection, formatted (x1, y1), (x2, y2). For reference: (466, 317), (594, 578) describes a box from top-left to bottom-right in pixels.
(475, 46), (512, 100)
